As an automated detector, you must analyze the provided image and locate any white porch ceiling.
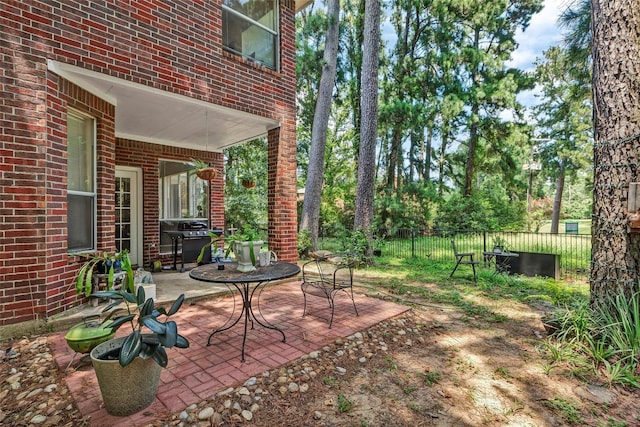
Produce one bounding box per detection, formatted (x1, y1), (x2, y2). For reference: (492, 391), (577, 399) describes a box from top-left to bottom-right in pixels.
(48, 60), (279, 152)
(295, 0), (313, 12)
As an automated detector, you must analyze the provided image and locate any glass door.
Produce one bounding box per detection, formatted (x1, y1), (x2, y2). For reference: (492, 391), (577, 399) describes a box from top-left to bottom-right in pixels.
(115, 167), (142, 266)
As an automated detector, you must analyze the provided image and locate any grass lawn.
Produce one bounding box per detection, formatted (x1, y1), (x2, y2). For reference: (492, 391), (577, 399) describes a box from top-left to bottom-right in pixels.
(537, 219), (591, 235)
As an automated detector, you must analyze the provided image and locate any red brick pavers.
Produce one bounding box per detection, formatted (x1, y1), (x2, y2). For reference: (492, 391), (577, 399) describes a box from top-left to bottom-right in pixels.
(49, 281), (410, 426)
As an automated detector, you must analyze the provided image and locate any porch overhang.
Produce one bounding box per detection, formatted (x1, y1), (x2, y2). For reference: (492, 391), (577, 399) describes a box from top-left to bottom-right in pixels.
(295, 0), (313, 12)
(48, 60), (279, 152)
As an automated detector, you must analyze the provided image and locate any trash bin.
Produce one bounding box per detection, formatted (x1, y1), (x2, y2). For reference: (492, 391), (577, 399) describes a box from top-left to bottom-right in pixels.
(565, 222), (579, 234)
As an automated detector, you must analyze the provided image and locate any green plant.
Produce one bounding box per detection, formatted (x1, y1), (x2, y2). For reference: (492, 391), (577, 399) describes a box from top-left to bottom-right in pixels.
(297, 229), (312, 257)
(188, 158), (208, 170)
(597, 419), (628, 427)
(420, 370), (441, 386)
(91, 287), (190, 367)
(494, 367), (511, 379)
(544, 397), (584, 424)
(492, 236), (509, 252)
(384, 355), (398, 371)
(544, 300), (593, 343)
(337, 393), (353, 413)
(323, 376), (337, 387)
(75, 250), (134, 297)
(197, 225), (263, 264)
(593, 291), (640, 368)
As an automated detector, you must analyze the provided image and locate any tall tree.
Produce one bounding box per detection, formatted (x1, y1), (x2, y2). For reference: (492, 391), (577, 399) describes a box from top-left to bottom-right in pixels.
(299, 0), (341, 250)
(354, 0), (380, 251)
(590, 0), (640, 302)
(533, 46), (592, 234)
(447, 0), (542, 197)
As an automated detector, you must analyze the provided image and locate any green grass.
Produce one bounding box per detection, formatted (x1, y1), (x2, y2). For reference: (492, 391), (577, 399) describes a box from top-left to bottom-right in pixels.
(538, 219), (592, 235)
(544, 397), (584, 424)
(359, 256), (589, 312)
(337, 394), (353, 413)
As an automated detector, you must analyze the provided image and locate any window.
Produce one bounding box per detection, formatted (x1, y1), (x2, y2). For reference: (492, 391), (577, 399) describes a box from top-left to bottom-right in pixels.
(67, 110), (96, 252)
(158, 161), (209, 253)
(222, 0), (279, 70)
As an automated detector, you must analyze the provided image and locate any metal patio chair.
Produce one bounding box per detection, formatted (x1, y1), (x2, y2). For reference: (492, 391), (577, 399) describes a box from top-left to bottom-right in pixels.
(301, 252), (359, 328)
(450, 240), (480, 280)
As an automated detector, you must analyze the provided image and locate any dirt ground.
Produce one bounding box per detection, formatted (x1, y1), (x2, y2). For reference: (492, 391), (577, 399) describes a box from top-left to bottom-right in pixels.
(1, 280), (638, 426)
(226, 284), (638, 427)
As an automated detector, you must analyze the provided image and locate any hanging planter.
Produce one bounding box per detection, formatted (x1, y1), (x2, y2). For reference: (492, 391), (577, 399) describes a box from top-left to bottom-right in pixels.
(196, 167), (218, 181)
(241, 178), (256, 188)
(190, 159), (218, 181)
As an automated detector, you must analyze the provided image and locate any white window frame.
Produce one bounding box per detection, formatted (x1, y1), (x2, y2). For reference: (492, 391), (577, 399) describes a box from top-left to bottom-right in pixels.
(67, 108), (97, 253)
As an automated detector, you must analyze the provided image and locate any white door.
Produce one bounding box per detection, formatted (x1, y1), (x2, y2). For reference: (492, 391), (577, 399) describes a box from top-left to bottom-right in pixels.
(115, 167), (143, 266)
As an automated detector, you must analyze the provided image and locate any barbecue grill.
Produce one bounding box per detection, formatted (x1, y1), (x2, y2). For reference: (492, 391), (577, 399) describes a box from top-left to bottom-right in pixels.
(166, 223), (223, 272)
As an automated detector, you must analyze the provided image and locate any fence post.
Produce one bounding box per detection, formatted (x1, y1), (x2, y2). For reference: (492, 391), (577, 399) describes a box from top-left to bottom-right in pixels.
(483, 231), (487, 253)
(411, 228), (416, 258)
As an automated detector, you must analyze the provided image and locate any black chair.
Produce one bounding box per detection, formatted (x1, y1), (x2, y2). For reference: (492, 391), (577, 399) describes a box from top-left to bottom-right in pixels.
(450, 240), (480, 280)
(301, 252), (359, 328)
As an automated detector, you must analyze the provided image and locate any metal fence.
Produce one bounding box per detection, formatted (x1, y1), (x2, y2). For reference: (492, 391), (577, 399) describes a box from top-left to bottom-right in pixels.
(377, 228), (591, 280)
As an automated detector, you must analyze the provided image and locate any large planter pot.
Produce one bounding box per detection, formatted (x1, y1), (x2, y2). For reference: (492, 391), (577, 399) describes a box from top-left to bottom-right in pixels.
(233, 240), (263, 272)
(90, 337), (162, 416)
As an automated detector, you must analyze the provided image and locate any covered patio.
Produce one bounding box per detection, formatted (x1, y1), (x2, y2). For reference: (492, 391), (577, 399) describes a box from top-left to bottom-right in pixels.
(49, 271), (410, 426)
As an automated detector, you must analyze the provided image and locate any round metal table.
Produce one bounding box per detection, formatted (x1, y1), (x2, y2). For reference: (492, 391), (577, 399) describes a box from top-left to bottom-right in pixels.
(189, 261), (300, 362)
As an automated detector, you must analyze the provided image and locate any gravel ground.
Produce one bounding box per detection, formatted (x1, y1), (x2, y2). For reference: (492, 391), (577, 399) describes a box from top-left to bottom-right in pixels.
(2, 287), (639, 426)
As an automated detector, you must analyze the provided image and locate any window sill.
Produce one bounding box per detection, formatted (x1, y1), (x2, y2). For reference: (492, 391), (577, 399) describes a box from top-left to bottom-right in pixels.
(222, 50), (282, 77)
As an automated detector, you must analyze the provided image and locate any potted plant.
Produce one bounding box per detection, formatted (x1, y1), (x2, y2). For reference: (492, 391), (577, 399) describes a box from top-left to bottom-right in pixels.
(190, 159), (218, 181)
(492, 236), (509, 253)
(197, 225), (263, 272)
(75, 250), (135, 297)
(89, 287), (190, 416)
(240, 174), (256, 188)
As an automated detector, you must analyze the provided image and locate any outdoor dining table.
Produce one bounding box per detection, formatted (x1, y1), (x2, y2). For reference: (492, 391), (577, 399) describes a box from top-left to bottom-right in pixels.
(189, 261), (301, 362)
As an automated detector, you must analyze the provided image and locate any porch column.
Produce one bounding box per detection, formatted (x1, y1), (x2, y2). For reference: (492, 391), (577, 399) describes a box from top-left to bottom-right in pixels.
(267, 125), (298, 262)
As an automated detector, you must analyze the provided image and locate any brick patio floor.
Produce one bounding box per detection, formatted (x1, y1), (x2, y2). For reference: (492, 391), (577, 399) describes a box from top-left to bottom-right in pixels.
(49, 280), (410, 427)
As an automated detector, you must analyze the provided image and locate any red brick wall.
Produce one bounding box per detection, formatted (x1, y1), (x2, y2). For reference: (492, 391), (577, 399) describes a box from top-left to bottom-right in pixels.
(0, 1), (297, 327)
(115, 139), (225, 264)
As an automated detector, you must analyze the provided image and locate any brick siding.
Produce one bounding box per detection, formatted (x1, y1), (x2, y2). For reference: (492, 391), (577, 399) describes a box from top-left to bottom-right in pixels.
(0, 1), (297, 327)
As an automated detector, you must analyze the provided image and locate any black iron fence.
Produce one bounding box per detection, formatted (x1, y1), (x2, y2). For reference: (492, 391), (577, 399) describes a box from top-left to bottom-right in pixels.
(317, 227), (591, 280)
(375, 229), (590, 280)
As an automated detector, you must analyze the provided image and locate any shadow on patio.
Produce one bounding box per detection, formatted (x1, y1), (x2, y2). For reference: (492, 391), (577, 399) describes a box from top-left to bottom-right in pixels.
(49, 273), (410, 427)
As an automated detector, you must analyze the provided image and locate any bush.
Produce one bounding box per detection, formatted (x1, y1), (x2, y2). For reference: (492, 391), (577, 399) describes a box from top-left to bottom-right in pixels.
(297, 229), (312, 257)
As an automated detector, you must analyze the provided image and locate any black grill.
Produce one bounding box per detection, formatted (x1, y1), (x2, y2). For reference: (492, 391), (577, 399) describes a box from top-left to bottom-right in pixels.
(181, 230), (211, 265)
(166, 226), (222, 272)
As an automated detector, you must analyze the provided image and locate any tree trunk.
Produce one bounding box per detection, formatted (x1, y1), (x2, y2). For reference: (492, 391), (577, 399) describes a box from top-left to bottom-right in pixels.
(463, 28), (481, 198)
(299, 0), (340, 251)
(354, 0), (380, 257)
(590, 0), (640, 302)
(386, 125), (401, 189)
(438, 126), (449, 197)
(425, 126), (432, 182)
(550, 161), (565, 234)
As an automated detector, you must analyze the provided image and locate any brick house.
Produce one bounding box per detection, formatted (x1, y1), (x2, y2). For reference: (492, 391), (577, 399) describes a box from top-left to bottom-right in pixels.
(0, 1), (308, 328)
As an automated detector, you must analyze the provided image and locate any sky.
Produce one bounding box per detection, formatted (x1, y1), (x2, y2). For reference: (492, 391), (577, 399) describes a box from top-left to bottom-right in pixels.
(510, 0), (566, 72)
(509, 0), (568, 108)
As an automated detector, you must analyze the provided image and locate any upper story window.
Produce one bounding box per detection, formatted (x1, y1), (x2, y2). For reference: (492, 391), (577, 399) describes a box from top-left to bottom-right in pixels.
(67, 110), (96, 252)
(222, 0), (279, 71)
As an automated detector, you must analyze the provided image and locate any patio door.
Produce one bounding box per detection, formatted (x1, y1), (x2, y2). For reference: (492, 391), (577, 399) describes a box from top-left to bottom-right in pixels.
(115, 167), (143, 266)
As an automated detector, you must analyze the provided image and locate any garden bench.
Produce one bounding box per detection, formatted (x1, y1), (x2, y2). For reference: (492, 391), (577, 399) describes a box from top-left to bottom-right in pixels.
(301, 252), (359, 328)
